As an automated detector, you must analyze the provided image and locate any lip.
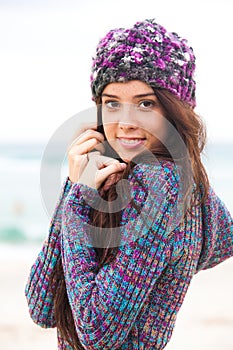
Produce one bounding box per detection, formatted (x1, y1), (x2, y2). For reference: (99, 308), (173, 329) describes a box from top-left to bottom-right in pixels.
(117, 137), (146, 149)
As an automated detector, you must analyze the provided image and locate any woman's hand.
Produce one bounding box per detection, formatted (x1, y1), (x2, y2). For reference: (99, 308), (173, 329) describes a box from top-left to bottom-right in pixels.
(78, 152), (126, 190)
(68, 124), (105, 183)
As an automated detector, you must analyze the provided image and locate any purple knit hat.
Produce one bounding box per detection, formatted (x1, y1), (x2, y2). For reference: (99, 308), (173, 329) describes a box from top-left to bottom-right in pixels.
(91, 19), (196, 107)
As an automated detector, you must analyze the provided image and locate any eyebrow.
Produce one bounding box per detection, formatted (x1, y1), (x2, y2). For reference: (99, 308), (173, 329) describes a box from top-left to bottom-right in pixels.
(101, 93), (156, 99)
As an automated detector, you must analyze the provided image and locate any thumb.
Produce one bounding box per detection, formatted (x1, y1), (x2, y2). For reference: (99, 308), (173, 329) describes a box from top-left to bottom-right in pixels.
(96, 161), (126, 189)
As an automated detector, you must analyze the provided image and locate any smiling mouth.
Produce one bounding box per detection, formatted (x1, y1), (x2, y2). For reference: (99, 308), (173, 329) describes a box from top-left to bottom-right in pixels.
(117, 138), (146, 148)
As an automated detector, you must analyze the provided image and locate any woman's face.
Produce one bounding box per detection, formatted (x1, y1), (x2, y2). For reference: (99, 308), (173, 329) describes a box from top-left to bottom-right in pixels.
(101, 80), (167, 162)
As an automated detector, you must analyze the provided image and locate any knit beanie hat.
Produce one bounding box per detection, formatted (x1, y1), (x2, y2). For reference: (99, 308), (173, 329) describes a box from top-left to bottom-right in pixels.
(90, 19), (196, 107)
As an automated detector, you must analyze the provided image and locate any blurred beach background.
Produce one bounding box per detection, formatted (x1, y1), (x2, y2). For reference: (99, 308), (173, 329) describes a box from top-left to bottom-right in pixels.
(0, 0), (233, 349)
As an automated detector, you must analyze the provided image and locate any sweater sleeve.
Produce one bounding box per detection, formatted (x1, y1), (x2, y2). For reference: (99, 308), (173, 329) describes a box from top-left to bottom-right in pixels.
(25, 177), (72, 328)
(61, 163), (182, 349)
(196, 186), (233, 272)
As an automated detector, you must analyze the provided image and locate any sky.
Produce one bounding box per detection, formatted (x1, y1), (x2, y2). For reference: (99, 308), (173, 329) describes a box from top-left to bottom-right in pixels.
(0, 0), (233, 143)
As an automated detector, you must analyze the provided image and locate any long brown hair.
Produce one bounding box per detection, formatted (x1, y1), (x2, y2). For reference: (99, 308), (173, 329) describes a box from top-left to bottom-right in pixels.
(51, 88), (209, 349)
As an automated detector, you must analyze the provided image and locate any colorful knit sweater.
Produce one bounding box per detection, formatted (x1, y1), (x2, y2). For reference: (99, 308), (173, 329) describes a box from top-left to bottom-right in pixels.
(25, 161), (233, 349)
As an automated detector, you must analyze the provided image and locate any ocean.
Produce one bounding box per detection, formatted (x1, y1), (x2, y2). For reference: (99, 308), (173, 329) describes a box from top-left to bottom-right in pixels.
(0, 141), (233, 246)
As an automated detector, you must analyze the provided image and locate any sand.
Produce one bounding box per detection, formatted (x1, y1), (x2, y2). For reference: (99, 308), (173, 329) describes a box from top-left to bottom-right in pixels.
(0, 243), (233, 350)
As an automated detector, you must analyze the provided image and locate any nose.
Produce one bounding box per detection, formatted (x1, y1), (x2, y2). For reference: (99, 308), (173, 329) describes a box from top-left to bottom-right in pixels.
(118, 104), (138, 130)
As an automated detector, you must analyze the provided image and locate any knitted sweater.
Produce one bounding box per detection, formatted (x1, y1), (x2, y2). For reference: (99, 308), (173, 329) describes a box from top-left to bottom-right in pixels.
(25, 161), (233, 349)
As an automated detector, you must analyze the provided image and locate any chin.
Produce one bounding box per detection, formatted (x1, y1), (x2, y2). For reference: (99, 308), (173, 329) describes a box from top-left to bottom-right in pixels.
(118, 152), (140, 163)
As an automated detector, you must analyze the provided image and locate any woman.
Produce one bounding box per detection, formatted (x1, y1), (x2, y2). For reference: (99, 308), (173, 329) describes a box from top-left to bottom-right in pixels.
(25, 19), (233, 349)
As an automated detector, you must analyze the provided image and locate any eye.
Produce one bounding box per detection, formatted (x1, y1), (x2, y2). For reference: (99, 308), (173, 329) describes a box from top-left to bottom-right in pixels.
(138, 100), (155, 109)
(104, 100), (121, 110)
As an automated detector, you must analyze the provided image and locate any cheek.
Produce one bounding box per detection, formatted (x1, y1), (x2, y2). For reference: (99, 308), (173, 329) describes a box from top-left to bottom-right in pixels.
(103, 125), (115, 141)
(147, 115), (167, 142)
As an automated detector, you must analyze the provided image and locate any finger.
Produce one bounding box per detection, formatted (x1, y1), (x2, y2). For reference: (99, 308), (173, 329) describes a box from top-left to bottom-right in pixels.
(93, 142), (105, 154)
(87, 151), (101, 158)
(96, 162), (126, 187)
(72, 122), (97, 140)
(69, 138), (100, 156)
(79, 122), (97, 133)
(97, 156), (123, 169)
(71, 130), (104, 147)
(88, 154), (120, 167)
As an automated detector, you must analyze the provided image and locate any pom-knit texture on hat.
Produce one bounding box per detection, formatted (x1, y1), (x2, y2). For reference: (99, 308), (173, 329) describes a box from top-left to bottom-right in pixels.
(91, 19), (196, 107)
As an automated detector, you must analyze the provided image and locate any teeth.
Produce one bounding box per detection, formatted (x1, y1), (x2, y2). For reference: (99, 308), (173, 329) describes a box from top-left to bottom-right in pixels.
(120, 138), (143, 144)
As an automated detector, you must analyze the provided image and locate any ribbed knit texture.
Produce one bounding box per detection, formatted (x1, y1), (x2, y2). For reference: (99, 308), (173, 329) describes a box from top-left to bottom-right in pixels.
(25, 178), (72, 328)
(25, 161), (233, 349)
